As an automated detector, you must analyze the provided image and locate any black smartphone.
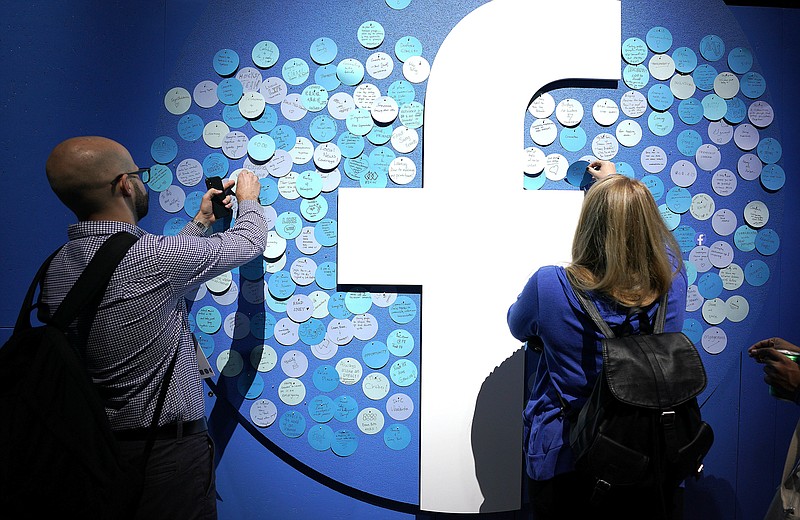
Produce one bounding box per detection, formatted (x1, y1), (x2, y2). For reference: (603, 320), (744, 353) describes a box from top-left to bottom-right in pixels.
(205, 176), (232, 218)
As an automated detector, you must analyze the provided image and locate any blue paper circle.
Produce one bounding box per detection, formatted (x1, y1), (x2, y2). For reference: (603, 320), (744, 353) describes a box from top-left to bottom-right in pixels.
(247, 134), (276, 162)
(258, 177), (279, 206)
(388, 329), (415, 357)
(327, 292), (352, 320)
(178, 114), (204, 141)
(270, 125), (297, 151)
(223, 104), (247, 128)
(700, 34), (725, 62)
(282, 58), (310, 86)
(314, 219), (338, 248)
(648, 111), (674, 136)
(728, 47), (753, 74)
(362, 341), (390, 370)
(623, 64), (649, 90)
(333, 396), (359, 422)
(163, 217), (187, 236)
(300, 196), (329, 222)
(757, 138), (782, 164)
(202, 152), (229, 177)
(560, 127), (587, 152)
(702, 94), (727, 121)
(315, 64), (341, 91)
(366, 123), (394, 146)
(389, 296), (417, 325)
(195, 331), (215, 358)
(678, 98), (704, 125)
(682, 318), (704, 344)
(213, 48), (239, 76)
(666, 187), (692, 214)
(734, 225), (757, 252)
(308, 424), (335, 451)
(755, 229), (780, 255)
(394, 36), (422, 62)
(331, 429), (358, 457)
(183, 190), (203, 218)
(279, 411), (306, 438)
(336, 58), (365, 87)
(659, 204), (681, 230)
(250, 106), (278, 133)
(673, 225), (697, 254)
(238, 373), (265, 400)
(693, 64), (718, 92)
(151, 136), (178, 164)
(642, 175), (665, 201)
(313, 365), (340, 393)
(523, 173), (546, 191)
(252, 40), (279, 69)
(745, 259), (770, 287)
(724, 97), (747, 124)
(308, 395), (336, 423)
(384, 424), (412, 451)
(761, 164), (786, 191)
(299, 318), (326, 346)
(387, 80), (415, 105)
(217, 77), (244, 105)
(196, 305), (222, 334)
(741, 72), (766, 99)
(647, 84), (674, 111)
(240, 257), (266, 280)
(337, 132), (365, 158)
(268, 271), (297, 300)
(344, 155), (370, 181)
(309, 114), (338, 143)
(697, 272), (724, 299)
(310, 37), (338, 65)
(621, 37), (648, 65)
(677, 130), (703, 157)
(250, 312), (276, 340)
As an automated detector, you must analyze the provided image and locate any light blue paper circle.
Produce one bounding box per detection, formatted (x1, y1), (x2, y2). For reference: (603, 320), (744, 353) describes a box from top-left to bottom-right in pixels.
(387, 329), (414, 357)
(336, 58), (365, 87)
(646, 26), (673, 53)
(615, 162), (635, 178)
(309, 114), (338, 143)
(755, 228), (780, 255)
(315, 64), (341, 91)
(648, 111), (674, 136)
(250, 105), (278, 133)
(386, 0), (412, 9)
(275, 211), (303, 240)
(327, 292), (352, 320)
(337, 132), (365, 158)
(560, 127), (587, 152)
(368, 147), (396, 175)
(296, 171), (323, 199)
(523, 173), (546, 191)
(394, 36), (422, 62)
(734, 225), (757, 252)
(702, 94), (727, 121)
(673, 225), (697, 254)
(300, 196), (329, 222)
(390, 359), (418, 387)
(659, 204), (681, 230)
(252, 40), (279, 69)
(314, 219), (338, 248)
(238, 373), (265, 400)
(331, 429), (358, 457)
(268, 271), (297, 300)
(310, 37), (338, 65)
(362, 341), (390, 370)
(301, 84), (329, 112)
(399, 101), (424, 129)
(357, 21), (385, 50)
(346, 107), (374, 136)
(183, 191), (203, 218)
(345, 292), (373, 315)
(666, 186), (692, 214)
(258, 177), (279, 206)
(384, 424), (412, 451)
(672, 47), (698, 74)
(299, 318), (327, 346)
(647, 84), (674, 111)
(757, 138), (782, 164)
(247, 134), (276, 162)
(366, 123), (394, 146)
(308, 395), (336, 423)
(623, 64), (649, 90)
(163, 217), (187, 236)
(387, 80), (415, 104)
(389, 296), (417, 324)
(196, 305), (222, 334)
(622, 37), (648, 65)
(566, 160), (592, 188)
(148, 164), (173, 192)
(682, 318), (704, 344)
(282, 58), (311, 86)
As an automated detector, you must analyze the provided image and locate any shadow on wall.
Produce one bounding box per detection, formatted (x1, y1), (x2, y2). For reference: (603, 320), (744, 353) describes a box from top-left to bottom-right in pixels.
(684, 473), (742, 520)
(472, 348), (528, 514)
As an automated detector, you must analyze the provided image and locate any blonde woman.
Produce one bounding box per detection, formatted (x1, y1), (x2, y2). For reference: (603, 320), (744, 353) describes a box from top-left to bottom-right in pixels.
(507, 160), (687, 519)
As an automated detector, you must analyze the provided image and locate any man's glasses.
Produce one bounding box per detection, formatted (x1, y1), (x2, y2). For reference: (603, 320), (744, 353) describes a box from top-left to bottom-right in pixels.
(110, 168), (151, 186)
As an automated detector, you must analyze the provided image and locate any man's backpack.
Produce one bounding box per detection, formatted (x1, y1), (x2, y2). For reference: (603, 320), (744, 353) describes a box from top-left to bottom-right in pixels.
(0, 232), (142, 519)
(565, 282), (714, 507)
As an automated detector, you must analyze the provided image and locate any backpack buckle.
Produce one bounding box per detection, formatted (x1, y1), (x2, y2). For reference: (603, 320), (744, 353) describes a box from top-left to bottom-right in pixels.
(589, 479), (611, 504)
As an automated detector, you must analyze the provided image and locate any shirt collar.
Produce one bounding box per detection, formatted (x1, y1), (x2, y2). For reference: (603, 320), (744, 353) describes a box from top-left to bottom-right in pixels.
(67, 220), (147, 241)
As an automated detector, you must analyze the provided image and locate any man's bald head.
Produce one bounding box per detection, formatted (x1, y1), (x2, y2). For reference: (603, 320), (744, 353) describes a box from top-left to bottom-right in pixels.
(45, 136), (137, 219)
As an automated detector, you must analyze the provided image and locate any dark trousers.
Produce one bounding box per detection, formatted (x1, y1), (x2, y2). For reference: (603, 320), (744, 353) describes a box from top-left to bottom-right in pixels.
(528, 471), (684, 520)
(117, 431), (217, 520)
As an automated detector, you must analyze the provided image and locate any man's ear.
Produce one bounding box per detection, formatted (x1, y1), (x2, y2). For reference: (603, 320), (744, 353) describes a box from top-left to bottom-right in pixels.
(118, 174), (135, 197)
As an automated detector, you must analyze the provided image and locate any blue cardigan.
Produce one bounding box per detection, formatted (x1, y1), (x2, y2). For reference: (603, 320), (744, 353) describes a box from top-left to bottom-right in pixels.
(507, 264), (688, 481)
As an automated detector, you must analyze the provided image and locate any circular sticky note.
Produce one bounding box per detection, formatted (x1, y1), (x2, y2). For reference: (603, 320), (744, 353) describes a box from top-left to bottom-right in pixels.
(702, 327), (728, 355)
(331, 429), (358, 457)
(390, 296), (417, 324)
(213, 48), (239, 77)
(384, 424), (412, 451)
(217, 349), (244, 377)
(358, 21), (385, 49)
(672, 47), (698, 74)
(165, 87), (192, 115)
(761, 164), (785, 192)
(641, 146), (667, 173)
(252, 40), (279, 69)
(726, 295), (750, 323)
(678, 98), (703, 125)
(307, 424), (334, 451)
(556, 98), (584, 127)
(712, 208), (737, 236)
(646, 26), (673, 53)
(250, 344), (278, 372)
(528, 92), (556, 118)
(616, 120), (643, 148)
(620, 90), (647, 118)
(670, 74), (696, 100)
(390, 359), (418, 387)
(250, 399), (278, 428)
(362, 374), (391, 401)
(622, 37), (648, 65)
(720, 263), (745, 291)
(394, 36), (422, 62)
(700, 34), (725, 62)
(734, 225), (757, 252)
(283, 58), (310, 86)
(755, 228), (780, 256)
(386, 393), (414, 421)
(279, 411), (306, 438)
(313, 364), (340, 392)
(741, 71), (766, 99)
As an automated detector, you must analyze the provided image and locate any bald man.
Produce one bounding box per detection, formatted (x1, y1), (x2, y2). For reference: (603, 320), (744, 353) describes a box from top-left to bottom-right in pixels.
(40, 136), (267, 519)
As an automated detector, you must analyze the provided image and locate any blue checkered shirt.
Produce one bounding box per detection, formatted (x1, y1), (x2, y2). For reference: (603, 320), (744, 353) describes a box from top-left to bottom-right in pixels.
(40, 200), (267, 430)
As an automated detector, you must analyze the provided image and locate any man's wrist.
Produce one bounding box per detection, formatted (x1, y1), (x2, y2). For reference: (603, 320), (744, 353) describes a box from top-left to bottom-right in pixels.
(192, 217), (211, 233)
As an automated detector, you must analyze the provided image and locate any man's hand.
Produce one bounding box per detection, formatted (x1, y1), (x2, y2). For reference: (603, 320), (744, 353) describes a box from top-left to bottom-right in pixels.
(234, 169), (261, 203)
(749, 337), (800, 397)
(195, 177), (237, 228)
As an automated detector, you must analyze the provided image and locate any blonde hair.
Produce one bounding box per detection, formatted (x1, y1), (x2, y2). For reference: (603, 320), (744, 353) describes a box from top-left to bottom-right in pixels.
(565, 175), (682, 307)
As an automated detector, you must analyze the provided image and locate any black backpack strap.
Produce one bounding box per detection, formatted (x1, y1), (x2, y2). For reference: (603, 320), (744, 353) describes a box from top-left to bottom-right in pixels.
(14, 247), (63, 331)
(48, 232), (139, 330)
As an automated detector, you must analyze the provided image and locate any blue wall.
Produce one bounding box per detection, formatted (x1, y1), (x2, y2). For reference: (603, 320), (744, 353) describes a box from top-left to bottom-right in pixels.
(1, 1), (799, 518)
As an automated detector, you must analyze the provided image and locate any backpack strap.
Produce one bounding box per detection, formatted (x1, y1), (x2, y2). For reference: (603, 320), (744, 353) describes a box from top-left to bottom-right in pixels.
(14, 247), (63, 331)
(48, 231), (139, 331)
